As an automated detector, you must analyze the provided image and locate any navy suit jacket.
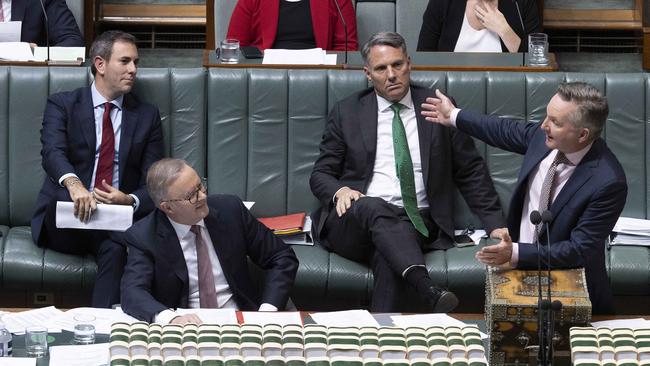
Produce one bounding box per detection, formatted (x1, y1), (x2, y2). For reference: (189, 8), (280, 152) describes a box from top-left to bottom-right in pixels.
(31, 85), (164, 245)
(12, 0), (83, 47)
(310, 85), (505, 248)
(120, 195), (299, 322)
(456, 110), (628, 314)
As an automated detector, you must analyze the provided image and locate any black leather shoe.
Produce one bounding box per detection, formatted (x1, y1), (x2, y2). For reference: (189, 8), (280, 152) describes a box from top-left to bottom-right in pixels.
(430, 289), (459, 313)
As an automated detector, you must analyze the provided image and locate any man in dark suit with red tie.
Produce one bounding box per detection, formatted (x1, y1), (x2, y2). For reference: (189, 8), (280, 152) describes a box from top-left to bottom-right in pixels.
(120, 159), (299, 324)
(31, 30), (164, 308)
(422, 82), (628, 314)
(310, 32), (506, 312)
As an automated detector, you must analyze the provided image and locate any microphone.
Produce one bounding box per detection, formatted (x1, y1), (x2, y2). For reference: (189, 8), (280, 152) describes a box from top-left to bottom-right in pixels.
(38, 0), (50, 64)
(513, 0), (526, 65)
(332, 0), (349, 65)
(541, 210), (556, 364)
(529, 210), (546, 365)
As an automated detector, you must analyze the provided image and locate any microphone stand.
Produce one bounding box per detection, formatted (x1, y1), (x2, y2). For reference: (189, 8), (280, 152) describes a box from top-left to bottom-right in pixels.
(38, 0), (50, 64)
(529, 210), (546, 366)
(542, 210), (558, 364)
(332, 0), (348, 65)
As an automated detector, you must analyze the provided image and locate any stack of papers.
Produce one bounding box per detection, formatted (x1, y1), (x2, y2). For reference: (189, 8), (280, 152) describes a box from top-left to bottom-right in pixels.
(262, 48), (337, 65)
(612, 216), (650, 246)
(0, 306), (139, 334)
(0, 42), (34, 61)
(258, 213), (313, 245)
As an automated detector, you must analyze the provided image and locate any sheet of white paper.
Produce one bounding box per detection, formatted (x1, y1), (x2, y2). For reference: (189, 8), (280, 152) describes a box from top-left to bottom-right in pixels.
(45, 307), (139, 335)
(263, 48), (327, 65)
(614, 217), (650, 233)
(33, 47), (85, 62)
(48, 343), (109, 366)
(175, 308), (238, 324)
(244, 201), (255, 210)
(0, 358), (36, 366)
(323, 53), (337, 65)
(391, 314), (488, 339)
(241, 311), (302, 326)
(0, 42), (34, 61)
(310, 310), (380, 327)
(1, 306), (63, 334)
(0, 21), (22, 42)
(56, 202), (133, 231)
(591, 318), (650, 329)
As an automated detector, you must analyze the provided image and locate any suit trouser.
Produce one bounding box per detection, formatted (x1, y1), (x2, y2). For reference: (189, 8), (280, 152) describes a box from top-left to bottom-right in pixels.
(39, 187), (127, 308)
(322, 196), (438, 311)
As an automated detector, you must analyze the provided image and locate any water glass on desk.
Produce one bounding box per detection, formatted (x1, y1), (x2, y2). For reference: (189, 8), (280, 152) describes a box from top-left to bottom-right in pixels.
(219, 38), (240, 64)
(25, 325), (48, 357)
(73, 314), (96, 344)
(528, 33), (549, 66)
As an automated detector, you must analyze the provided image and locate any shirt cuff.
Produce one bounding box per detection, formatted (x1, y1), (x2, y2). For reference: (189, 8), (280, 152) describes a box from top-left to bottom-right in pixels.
(129, 194), (140, 212)
(332, 187), (347, 204)
(450, 108), (462, 128)
(258, 303), (278, 312)
(59, 173), (79, 187)
(154, 309), (178, 325)
(510, 242), (519, 267)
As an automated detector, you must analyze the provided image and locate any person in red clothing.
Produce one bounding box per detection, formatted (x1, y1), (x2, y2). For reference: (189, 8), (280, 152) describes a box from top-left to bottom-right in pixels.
(227, 0), (358, 51)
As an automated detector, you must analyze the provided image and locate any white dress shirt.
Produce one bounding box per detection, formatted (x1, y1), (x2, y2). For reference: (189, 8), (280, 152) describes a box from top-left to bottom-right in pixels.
(454, 13), (502, 52)
(155, 218), (277, 324)
(365, 90), (429, 209)
(58, 83), (140, 209)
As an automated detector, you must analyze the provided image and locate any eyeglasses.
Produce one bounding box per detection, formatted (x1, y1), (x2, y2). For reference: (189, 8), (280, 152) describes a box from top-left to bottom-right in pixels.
(162, 178), (207, 204)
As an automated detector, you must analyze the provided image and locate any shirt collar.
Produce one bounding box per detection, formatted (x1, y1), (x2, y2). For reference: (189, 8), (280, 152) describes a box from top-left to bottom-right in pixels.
(376, 89), (414, 113)
(167, 217), (207, 241)
(561, 142), (593, 166)
(91, 82), (124, 110)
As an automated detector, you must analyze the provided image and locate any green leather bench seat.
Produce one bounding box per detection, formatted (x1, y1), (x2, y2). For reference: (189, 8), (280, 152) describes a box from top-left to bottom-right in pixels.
(0, 66), (649, 313)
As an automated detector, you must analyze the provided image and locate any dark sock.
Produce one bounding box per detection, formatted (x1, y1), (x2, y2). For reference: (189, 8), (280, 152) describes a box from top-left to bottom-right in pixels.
(404, 266), (439, 301)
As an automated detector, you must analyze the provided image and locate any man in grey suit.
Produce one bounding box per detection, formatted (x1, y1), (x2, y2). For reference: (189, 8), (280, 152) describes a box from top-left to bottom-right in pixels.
(310, 32), (507, 312)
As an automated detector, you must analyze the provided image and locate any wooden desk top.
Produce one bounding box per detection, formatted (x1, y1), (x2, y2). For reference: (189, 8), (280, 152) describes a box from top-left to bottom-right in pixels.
(203, 50), (559, 72)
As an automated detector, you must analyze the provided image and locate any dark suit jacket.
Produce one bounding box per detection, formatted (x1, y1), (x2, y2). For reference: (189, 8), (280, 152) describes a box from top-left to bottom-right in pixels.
(310, 85), (506, 248)
(417, 0), (541, 52)
(120, 195), (299, 322)
(12, 0), (84, 47)
(227, 0), (358, 50)
(456, 110), (628, 313)
(31, 85), (164, 245)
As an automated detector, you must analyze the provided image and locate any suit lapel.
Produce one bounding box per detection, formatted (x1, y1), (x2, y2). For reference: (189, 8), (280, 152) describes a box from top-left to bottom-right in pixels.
(156, 211), (190, 290)
(262, 0), (280, 49)
(204, 206), (232, 266)
(411, 88), (433, 181)
(359, 92), (378, 164)
(549, 141), (601, 216)
(79, 88), (97, 176)
(310, 0), (328, 48)
(118, 94), (138, 185)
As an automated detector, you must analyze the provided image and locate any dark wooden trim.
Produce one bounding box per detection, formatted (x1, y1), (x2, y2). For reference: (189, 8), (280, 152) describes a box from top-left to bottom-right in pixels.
(83, 0), (95, 50)
(206, 0), (215, 50)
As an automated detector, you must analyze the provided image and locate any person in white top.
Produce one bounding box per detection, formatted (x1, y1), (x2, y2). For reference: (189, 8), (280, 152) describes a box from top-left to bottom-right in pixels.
(417, 0), (542, 53)
(421, 82), (628, 314)
(120, 158), (299, 324)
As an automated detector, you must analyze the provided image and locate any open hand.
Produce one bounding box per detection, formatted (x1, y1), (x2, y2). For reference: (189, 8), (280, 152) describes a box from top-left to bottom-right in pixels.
(476, 232), (513, 266)
(421, 89), (456, 126)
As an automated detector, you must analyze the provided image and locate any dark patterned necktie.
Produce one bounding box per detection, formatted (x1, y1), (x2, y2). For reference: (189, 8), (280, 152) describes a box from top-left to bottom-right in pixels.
(94, 102), (115, 189)
(391, 103), (428, 237)
(535, 151), (574, 237)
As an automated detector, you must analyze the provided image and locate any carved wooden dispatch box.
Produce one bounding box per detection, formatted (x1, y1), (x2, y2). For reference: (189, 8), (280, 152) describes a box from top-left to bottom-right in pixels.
(485, 267), (592, 365)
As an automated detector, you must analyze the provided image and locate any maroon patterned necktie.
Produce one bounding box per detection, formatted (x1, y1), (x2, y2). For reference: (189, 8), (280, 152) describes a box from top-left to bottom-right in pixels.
(190, 225), (219, 308)
(94, 102), (115, 189)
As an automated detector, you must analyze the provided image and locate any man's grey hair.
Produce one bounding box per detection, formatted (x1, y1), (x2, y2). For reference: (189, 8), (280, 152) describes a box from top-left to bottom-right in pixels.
(360, 32), (408, 66)
(556, 82), (609, 141)
(89, 30), (137, 76)
(147, 158), (189, 207)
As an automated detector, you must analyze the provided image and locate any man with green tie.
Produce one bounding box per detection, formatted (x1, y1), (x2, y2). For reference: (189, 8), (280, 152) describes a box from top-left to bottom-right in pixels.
(310, 31), (506, 312)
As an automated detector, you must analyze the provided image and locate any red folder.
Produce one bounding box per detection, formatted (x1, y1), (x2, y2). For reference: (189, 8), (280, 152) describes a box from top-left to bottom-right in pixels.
(258, 213), (306, 234)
